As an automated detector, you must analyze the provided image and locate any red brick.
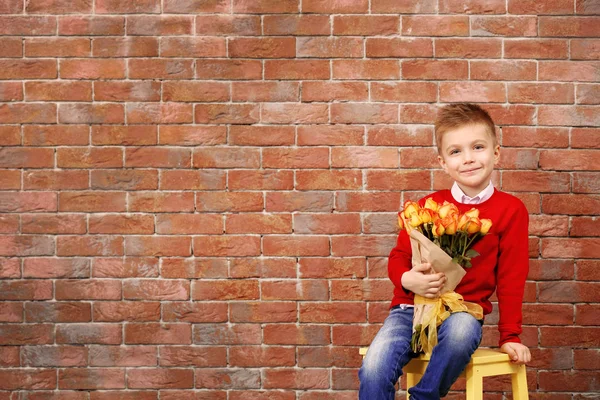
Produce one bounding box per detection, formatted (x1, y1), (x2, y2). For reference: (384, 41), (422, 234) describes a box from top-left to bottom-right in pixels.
(577, 84), (600, 105)
(508, 0), (574, 14)
(192, 280), (259, 300)
(472, 16), (538, 36)
(571, 38), (600, 60)
(539, 371), (600, 392)
(57, 235), (123, 257)
(230, 346), (295, 367)
(128, 15), (193, 35)
(265, 60), (330, 80)
(230, 302), (297, 323)
(230, 37), (295, 58)
(572, 128), (600, 149)
(162, 301), (228, 322)
(0, 82), (23, 101)
(0, 324), (54, 345)
(228, 170), (294, 190)
(578, 260), (600, 281)
(24, 344), (88, 366)
(0, 235), (54, 257)
(228, 125), (294, 146)
(263, 369), (329, 390)
(293, 213), (361, 235)
(264, 14), (329, 35)
(159, 126), (226, 146)
(58, 103), (124, 124)
(403, 15), (469, 36)
(300, 302), (366, 323)
(485, 104), (536, 125)
(0, 302), (22, 322)
(540, 61), (600, 82)
(372, 0), (435, 12)
(541, 106), (599, 128)
(196, 59), (262, 80)
(93, 257), (159, 278)
(571, 216), (600, 237)
(367, 170), (431, 191)
(540, 16), (600, 37)
(193, 323), (262, 345)
(163, 81), (228, 102)
(334, 15), (398, 35)
(332, 103), (398, 124)
(25, 37), (90, 57)
(125, 147), (191, 167)
(543, 238), (600, 258)
(0, 369), (56, 390)
(95, 81), (160, 102)
(123, 279), (190, 300)
(505, 39), (568, 59)
(96, 0), (159, 13)
(196, 15), (261, 35)
(0, 258), (21, 279)
(331, 280), (393, 301)
(298, 346), (361, 368)
(0, 192), (57, 212)
(160, 170), (225, 191)
(125, 323), (192, 345)
(195, 103), (259, 124)
(298, 37), (363, 58)
(129, 192), (195, 212)
(522, 304), (574, 325)
(0, 126), (20, 146)
(576, 304), (600, 326)
(0, 346), (19, 367)
(0, 171), (20, 190)
(333, 60), (399, 80)
(0, 0), (22, 13)
(156, 214), (221, 235)
(264, 324), (330, 346)
(435, 38), (501, 58)
(471, 60), (537, 81)
(56, 323), (122, 344)
(262, 280), (329, 301)
(0, 59), (57, 79)
(0, 16), (56, 35)
(160, 346), (226, 367)
(265, 192), (333, 213)
(528, 259), (574, 281)
(371, 82), (437, 103)
(440, 82), (505, 103)
(24, 170), (89, 190)
(402, 59), (468, 80)
(164, 0), (228, 12)
(232, 82), (297, 102)
(60, 58), (125, 79)
(263, 235), (330, 257)
(440, 0), (505, 13)
(332, 235), (396, 257)
(92, 37), (158, 57)
(55, 279), (121, 300)
(233, 0), (297, 13)
(91, 170), (158, 191)
(59, 368), (125, 390)
(0, 280), (52, 300)
(368, 125), (432, 146)
(93, 301), (160, 322)
(89, 345), (157, 367)
(299, 258), (366, 279)
(59, 15), (124, 35)
(501, 171), (570, 193)
(129, 59), (194, 80)
(191, 147), (259, 169)
(196, 368), (260, 389)
(366, 38), (433, 58)
(301, 82), (366, 102)
(127, 102), (192, 124)
(230, 258), (296, 279)
(23, 257), (89, 278)
(540, 149), (599, 170)
(23, 125), (89, 146)
(230, 392), (293, 400)
(262, 103), (328, 124)
(225, 213), (290, 234)
(0, 103), (56, 123)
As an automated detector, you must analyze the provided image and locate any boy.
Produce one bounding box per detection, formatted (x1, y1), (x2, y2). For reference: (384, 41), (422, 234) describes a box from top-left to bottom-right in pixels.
(359, 103), (531, 400)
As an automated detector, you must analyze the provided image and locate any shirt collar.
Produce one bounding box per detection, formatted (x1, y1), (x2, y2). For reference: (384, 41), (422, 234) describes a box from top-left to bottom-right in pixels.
(451, 181), (495, 205)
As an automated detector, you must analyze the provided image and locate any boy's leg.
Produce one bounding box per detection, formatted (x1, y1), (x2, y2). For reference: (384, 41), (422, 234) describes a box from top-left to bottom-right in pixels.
(408, 312), (483, 400)
(358, 307), (416, 400)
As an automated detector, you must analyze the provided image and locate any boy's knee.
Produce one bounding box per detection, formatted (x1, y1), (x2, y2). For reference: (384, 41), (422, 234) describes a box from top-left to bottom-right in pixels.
(441, 312), (482, 350)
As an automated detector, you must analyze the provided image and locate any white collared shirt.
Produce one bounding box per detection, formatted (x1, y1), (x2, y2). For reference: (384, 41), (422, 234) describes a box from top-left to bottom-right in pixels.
(451, 181), (495, 205)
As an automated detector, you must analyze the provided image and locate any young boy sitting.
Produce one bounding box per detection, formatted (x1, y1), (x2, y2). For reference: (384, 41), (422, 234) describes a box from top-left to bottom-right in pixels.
(359, 103), (531, 400)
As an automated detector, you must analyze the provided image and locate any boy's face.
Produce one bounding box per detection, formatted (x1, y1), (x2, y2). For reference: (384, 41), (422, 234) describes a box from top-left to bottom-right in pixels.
(437, 123), (500, 198)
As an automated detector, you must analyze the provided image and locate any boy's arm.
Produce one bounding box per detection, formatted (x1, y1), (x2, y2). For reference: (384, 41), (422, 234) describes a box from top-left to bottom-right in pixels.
(496, 202), (530, 347)
(388, 228), (413, 294)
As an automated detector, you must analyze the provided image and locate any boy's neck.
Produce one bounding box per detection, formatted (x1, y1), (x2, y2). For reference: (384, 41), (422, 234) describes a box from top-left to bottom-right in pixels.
(451, 181), (494, 204)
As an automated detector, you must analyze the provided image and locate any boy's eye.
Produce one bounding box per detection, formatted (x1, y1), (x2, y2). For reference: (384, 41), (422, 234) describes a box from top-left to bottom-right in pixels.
(474, 145), (484, 150)
(449, 149), (459, 155)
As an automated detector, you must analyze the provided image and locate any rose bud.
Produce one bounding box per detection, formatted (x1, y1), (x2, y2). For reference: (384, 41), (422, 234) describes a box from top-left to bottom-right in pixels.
(418, 208), (436, 224)
(457, 214), (470, 231)
(432, 219), (445, 237)
(464, 208), (480, 218)
(480, 218), (492, 235)
(424, 198), (439, 212)
(465, 217), (482, 234)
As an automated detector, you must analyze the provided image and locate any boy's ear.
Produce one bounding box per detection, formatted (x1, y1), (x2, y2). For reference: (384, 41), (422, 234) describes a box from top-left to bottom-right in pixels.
(493, 144), (501, 164)
(437, 154), (448, 172)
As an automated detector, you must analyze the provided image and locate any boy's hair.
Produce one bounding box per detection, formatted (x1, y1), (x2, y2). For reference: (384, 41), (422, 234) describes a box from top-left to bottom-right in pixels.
(434, 103), (497, 152)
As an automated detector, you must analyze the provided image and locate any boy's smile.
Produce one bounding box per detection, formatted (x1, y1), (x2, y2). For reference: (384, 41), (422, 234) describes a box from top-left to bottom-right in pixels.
(437, 123), (500, 198)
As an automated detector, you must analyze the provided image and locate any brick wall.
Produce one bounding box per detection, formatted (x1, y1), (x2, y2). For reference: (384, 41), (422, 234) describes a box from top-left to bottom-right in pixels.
(0, 0), (599, 398)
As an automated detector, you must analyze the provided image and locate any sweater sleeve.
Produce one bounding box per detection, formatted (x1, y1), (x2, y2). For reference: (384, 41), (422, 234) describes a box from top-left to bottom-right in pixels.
(388, 227), (414, 294)
(496, 201), (530, 346)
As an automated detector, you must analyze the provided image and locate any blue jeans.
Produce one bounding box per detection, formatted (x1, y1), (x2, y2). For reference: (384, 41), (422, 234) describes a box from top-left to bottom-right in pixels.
(358, 307), (483, 400)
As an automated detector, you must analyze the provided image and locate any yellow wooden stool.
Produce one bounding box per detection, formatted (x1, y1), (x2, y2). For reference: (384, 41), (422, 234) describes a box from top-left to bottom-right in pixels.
(359, 347), (528, 400)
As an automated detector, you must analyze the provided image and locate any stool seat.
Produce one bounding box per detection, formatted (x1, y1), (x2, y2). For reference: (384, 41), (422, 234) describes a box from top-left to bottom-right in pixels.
(359, 347), (528, 400)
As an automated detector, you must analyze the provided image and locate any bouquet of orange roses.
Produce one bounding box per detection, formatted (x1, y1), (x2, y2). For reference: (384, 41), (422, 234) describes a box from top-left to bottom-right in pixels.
(398, 199), (491, 354)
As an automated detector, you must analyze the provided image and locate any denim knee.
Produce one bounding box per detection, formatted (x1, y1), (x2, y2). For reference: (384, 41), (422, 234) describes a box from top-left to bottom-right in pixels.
(438, 312), (483, 354)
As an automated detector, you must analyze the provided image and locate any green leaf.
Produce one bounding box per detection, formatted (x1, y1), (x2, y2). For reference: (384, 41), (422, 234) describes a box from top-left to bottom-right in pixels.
(465, 260), (472, 268)
(465, 249), (479, 258)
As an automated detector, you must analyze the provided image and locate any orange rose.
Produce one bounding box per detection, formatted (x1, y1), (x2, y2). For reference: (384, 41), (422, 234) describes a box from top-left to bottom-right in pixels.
(424, 198), (439, 212)
(439, 202), (459, 219)
(465, 217), (482, 234)
(441, 215), (458, 235)
(464, 208), (480, 219)
(403, 201), (420, 219)
(408, 212), (422, 228)
(432, 219), (445, 237)
(457, 214), (470, 231)
(480, 218), (492, 235)
(418, 208), (436, 224)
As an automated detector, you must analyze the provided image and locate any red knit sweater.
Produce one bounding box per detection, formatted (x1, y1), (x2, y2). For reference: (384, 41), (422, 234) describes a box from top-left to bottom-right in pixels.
(388, 188), (529, 346)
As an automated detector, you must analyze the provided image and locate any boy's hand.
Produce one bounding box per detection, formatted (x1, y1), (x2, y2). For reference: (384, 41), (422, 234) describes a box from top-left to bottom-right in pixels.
(500, 342), (531, 364)
(401, 262), (446, 298)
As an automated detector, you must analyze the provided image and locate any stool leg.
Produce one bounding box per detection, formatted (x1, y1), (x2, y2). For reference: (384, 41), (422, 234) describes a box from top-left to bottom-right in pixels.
(405, 373), (419, 400)
(511, 365), (529, 400)
(465, 366), (483, 400)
